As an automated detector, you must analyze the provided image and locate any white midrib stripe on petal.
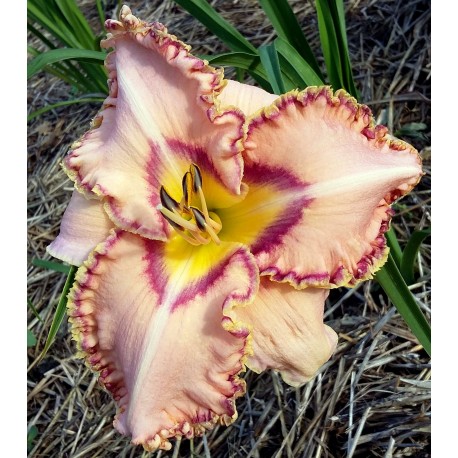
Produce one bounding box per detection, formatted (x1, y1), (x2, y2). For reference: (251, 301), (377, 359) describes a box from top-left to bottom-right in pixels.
(126, 255), (193, 427)
(306, 166), (419, 199)
(117, 57), (183, 185)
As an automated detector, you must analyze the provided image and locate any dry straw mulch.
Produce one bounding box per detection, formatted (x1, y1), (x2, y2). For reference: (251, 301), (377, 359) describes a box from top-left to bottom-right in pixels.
(27, 1), (431, 457)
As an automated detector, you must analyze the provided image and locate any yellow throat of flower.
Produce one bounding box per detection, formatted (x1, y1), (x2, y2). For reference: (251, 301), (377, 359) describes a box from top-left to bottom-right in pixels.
(159, 164), (222, 246)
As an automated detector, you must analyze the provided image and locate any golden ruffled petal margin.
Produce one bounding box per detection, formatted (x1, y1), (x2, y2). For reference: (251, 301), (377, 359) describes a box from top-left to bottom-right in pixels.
(67, 230), (259, 451)
(244, 86), (423, 288)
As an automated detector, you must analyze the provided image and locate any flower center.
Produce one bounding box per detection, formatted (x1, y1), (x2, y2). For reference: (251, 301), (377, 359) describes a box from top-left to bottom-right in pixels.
(158, 164), (222, 246)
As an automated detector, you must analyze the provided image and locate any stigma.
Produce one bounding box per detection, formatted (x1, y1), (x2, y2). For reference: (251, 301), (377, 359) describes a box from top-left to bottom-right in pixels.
(158, 164), (222, 246)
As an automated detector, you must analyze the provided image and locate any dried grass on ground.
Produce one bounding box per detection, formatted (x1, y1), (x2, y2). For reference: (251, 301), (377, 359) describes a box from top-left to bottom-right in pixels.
(27, 1), (431, 456)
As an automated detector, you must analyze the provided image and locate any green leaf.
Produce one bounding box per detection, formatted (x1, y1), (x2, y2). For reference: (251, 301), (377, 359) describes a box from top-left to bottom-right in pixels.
(173, 0), (256, 53)
(27, 22), (58, 50)
(32, 258), (71, 274)
(27, 329), (37, 348)
(207, 52), (272, 91)
(375, 254), (431, 356)
(28, 97), (105, 121)
(28, 1), (80, 49)
(259, 43), (286, 95)
(258, 0), (323, 78)
(27, 299), (43, 323)
(315, 0), (358, 96)
(27, 425), (39, 452)
(95, 0), (105, 29)
(400, 228), (431, 285)
(27, 48), (106, 80)
(39, 266), (77, 360)
(385, 227), (403, 269)
(275, 37), (324, 88)
(55, 0), (96, 50)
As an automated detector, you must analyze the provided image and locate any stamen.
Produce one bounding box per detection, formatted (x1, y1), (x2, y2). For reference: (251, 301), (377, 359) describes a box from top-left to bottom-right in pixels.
(174, 229), (202, 246)
(159, 163), (222, 246)
(191, 231), (212, 245)
(196, 187), (209, 220)
(204, 222), (221, 245)
(159, 206), (199, 232)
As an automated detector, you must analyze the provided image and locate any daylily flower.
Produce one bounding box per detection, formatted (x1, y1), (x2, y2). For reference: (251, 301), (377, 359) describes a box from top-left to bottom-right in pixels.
(47, 6), (422, 452)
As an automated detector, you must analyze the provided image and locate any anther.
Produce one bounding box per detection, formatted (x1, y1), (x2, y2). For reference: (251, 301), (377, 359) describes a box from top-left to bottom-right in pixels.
(162, 214), (184, 232)
(182, 171), (193, 207)
(190, 207), (207, 231)
(160, 186), (180, 212)
(190, 163), (203, 191)
(190, 207), (221, 245)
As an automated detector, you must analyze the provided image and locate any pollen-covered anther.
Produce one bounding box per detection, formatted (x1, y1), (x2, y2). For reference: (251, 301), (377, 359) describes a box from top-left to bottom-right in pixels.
(158, 164), (223, 246)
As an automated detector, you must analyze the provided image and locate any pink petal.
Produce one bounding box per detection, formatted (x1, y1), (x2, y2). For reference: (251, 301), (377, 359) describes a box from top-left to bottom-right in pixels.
(46, 190), (113, 266)
(64, 6), (245, 241)
(241, 87), (423, 287)
(217, 80), (278, 116)
(68, 229), (259, 451)
(234, 279), (337, 386)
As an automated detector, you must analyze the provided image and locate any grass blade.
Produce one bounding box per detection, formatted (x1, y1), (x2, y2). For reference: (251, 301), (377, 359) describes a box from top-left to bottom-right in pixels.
(259, 43), (286, 94)
(207, 52), (272, 91)
(385, 226), (403, 269)
(28, 1), (80, 49)
(275, 37), (324, 88)
(315, 0), (357, 96)
(28, 329), (37, 348)
(27, 299), (44, 323)
(375, 254), (431, 356)
(27, 21), (58, 50)
(28, 97), (106, 121)
(39, 266), (77, 360)
(258, 0), (323, 78)
(27, 425), (39, 452)
(400, 228), (431, 285)
(173, 0), (256, 53)
(32, 258), (72, 274)
(27, 48), (106, 80)
(55, 0), (96, 50)
(96, 0), (106, 29)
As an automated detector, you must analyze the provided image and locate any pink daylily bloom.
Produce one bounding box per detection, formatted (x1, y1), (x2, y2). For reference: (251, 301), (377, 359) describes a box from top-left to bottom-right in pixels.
(47, 6), (422, 452)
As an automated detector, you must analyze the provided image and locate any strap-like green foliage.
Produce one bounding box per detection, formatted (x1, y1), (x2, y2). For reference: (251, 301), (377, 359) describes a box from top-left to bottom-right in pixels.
(207, 53), (272, 91)
(173, 0), (256, 53)
(259, 44), (286, 95)
(315, 0), (358, 96)
(400, 228), (431, 285)
(27, 298), (43, 323)
(27, 0), (108, 94)
(375, 255), (431, 355)
(275, 37), (324, 88)
(27, 48), (106, 80)
(38, 266), (77, 360)
(27, 425), (39, 452)
(32, 257), (72, 274)
(258, 0), (323, 79)
(28, 97), (106, 121)
(27, 329), (37, 348)
(385, 227), (403, 268)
